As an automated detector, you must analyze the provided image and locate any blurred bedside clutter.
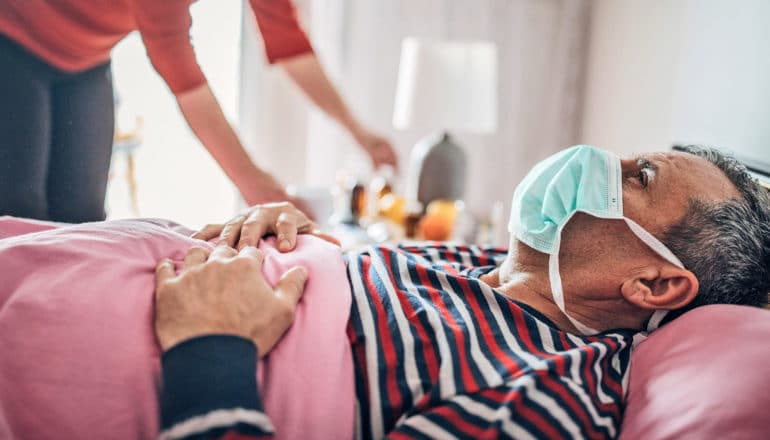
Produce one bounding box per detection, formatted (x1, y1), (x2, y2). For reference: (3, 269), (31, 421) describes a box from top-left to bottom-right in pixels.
(289, 176), (508, 252)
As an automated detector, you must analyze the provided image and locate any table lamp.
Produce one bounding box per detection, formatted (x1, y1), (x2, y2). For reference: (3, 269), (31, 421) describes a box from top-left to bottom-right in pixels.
(393, 38), (498, 210)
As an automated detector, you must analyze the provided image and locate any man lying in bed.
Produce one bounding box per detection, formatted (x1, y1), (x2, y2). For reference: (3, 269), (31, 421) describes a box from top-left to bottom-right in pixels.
(154, 145), (769, 439)
(1, 145), (768, 439)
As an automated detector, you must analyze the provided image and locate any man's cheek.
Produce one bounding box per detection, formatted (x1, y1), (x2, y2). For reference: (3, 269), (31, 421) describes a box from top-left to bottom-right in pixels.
(559, 215), (604, 257)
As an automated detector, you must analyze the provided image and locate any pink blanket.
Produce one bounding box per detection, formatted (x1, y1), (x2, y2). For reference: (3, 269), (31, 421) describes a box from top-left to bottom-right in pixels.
(0, 216), (355, 440)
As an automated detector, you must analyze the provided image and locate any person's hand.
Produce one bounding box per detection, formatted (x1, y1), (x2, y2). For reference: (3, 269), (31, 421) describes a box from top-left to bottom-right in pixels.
(354, 127), (399, 170)
(154, 245), (308, 355)
(192, 201), (340, 252)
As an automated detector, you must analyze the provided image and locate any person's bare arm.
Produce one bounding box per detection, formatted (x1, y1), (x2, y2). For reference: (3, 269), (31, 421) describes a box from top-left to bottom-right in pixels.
(136, 3), (312, 211)
(176, 84), (312, 213)
(279, 53), (398, 169)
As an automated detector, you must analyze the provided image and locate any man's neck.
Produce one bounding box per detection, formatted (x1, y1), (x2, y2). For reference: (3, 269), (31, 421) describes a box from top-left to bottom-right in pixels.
(478, 266), (582, 333)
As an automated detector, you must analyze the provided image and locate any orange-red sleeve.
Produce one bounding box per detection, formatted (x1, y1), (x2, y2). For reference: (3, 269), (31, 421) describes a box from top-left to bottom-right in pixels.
(134, 0), (207, 95)
(248, 0), (314, 63)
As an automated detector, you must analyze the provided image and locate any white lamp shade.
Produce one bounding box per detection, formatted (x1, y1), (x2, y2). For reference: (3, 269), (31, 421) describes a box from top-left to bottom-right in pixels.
(393, 38), (498, 134)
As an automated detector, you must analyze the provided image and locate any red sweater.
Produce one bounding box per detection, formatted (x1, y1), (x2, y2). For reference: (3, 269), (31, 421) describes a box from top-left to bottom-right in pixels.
(0, 0), (313, 94)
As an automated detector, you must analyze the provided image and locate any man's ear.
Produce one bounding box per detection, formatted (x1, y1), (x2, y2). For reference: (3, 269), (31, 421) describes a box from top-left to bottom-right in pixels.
(620, 265), (699, 311)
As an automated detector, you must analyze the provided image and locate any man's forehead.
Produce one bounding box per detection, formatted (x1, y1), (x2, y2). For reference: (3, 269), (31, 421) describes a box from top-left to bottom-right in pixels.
(650, 151), (741, 201)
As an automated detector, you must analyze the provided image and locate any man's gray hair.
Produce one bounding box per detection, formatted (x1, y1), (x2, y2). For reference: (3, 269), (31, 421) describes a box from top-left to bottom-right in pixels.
(661, 146), (770, 323)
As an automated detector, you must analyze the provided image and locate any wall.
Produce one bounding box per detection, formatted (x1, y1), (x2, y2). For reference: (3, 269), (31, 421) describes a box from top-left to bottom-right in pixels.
(239, 0), (591, 238)
(108, 2), (242, 229)
(303, 0), (591, 217)
(581, 0), (770, 162)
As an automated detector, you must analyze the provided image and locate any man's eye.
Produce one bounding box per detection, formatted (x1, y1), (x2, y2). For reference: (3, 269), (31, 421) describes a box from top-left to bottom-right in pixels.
(637, 168), (649, 188)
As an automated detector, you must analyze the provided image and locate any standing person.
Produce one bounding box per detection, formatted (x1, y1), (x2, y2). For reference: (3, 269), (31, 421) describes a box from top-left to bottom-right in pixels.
(0, 0), (397, 223)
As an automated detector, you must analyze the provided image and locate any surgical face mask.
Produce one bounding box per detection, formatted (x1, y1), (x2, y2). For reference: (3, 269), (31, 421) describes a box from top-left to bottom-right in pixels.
(509, 145), (684, 335)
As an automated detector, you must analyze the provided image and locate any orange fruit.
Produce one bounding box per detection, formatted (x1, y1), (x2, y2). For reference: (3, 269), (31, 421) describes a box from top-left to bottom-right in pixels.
(426, 199), (457, 223)
(418, 211), (454, 241)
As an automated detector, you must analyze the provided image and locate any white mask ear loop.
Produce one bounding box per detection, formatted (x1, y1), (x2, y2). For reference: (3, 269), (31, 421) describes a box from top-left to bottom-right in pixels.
(624, 217), (686, 333)
(633, 311), (669, 348)
(646, 310), (668, 332)
(549, 254), (600, 335)
(623, 218), (684, 268)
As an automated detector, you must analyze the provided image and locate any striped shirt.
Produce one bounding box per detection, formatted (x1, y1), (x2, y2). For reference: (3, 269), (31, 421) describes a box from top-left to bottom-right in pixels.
(160, 243), (635, 439)
(346, 243), (635, 439)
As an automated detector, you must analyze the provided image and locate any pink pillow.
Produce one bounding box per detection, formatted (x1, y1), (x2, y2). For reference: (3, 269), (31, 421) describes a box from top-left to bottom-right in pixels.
(621, 304), (770, 439)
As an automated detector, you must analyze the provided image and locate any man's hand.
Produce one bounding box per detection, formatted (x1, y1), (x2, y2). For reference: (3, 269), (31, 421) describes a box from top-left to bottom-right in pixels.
(192, 201), (340, 252)
(154, 245), (308, 355)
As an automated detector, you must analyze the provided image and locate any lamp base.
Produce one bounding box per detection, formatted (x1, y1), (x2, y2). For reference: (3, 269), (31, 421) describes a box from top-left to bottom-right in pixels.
(405, 131), (467, 209)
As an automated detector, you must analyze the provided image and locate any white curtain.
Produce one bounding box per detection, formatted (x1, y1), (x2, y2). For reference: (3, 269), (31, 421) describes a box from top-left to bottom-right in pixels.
(239, 0), (590, 220)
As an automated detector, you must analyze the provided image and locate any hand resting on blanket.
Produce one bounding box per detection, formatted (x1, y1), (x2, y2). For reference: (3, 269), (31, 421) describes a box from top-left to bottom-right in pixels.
(154, 244), (308, 354)
(192, 201), (339, 251)
(154, 202), (337, 355)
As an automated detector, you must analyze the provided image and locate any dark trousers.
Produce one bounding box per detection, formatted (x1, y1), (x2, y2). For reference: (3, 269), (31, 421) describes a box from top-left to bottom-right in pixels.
(0, 35), (114, 222)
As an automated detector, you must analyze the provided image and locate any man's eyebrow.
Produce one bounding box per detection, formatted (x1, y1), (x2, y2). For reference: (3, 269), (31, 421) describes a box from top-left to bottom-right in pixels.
(635, 155), (658, 171)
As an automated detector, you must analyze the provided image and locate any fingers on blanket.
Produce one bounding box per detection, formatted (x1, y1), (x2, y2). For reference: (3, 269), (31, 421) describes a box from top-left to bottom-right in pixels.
(191, 224), (224, 241)
(275, 212), (298, 252)
(155, 259), (176, 284)
(193, 202), (326, 252)
(238, 212), (269, 250)
(275, 266), (308, 307)
(238, 245), (265, 267)
(183, 246), (210, 269)
(210, 245), (238, 260)
(219, 215), (248, 248)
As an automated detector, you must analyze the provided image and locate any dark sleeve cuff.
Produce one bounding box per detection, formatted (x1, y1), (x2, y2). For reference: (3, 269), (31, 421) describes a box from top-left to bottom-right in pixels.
(160, 335), (262, 430)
